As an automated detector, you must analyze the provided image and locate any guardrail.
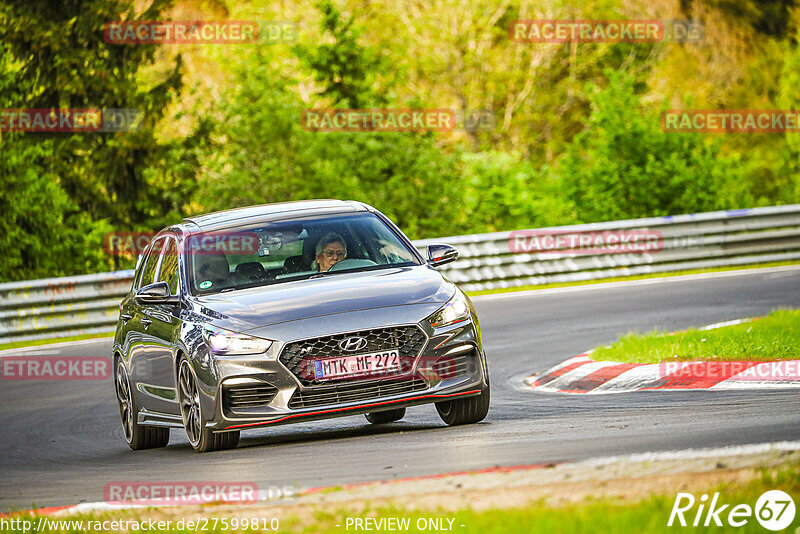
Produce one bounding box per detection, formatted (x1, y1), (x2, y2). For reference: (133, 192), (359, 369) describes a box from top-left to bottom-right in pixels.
(2, 204), (799, 343)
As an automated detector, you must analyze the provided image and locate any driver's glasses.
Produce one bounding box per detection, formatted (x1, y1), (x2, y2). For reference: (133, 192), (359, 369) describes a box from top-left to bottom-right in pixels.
(322, 249), (346, 260)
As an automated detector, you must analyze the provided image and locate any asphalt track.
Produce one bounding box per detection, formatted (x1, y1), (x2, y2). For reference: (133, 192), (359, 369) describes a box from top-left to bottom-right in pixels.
(1, 267), (799, 511)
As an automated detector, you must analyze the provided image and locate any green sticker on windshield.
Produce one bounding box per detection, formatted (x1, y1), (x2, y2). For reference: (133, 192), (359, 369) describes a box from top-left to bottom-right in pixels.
(199, 281), (212, 289)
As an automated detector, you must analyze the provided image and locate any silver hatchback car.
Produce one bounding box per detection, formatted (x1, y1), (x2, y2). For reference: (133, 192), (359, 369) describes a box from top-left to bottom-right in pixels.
(113, 200), (490, 452)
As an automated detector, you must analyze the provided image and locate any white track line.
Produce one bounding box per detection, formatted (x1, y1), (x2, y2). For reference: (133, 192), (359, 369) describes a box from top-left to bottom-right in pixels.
(0, 337), (112, 358)
(473, 264), (800, 301)
(583, 440), (800, 466)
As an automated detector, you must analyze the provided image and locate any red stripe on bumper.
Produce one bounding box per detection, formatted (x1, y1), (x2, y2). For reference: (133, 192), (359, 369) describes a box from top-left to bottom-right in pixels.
(223, 389), (482, 430)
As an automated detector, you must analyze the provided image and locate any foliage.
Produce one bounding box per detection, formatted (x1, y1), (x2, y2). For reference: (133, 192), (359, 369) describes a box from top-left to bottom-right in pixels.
(292, 0), (389, 107)
(774, 33), (800, 204)
(0, 40), (112, 280)
(554, 71), (750, 222)
(0, 0), (193, 280)
(196, 51), (465, 239)
(460, 152), (576, 233)
(1, 0), (800, 282)
(0, 133), (114, 279)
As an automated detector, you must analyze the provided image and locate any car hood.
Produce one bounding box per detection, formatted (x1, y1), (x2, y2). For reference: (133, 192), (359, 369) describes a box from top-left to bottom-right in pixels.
(192, 266), (455, 332)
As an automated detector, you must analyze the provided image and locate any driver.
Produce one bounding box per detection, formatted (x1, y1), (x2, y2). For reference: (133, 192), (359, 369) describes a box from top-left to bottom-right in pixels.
(312, 232), (347, 272)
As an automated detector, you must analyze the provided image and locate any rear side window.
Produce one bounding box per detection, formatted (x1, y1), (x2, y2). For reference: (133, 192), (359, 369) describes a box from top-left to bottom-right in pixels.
(136, 238), (164, 289)
(158, 238), (180, 295)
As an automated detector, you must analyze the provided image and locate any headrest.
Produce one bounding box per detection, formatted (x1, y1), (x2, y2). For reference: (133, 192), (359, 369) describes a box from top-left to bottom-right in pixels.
(193, 251), (230, 283)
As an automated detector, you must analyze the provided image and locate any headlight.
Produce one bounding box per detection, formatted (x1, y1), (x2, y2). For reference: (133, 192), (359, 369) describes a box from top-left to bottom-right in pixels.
(428, 290), (471, 328)
(202, 326), (273, 356)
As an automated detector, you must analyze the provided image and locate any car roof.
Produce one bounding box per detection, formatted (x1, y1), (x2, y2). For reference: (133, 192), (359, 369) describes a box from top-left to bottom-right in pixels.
(181, 200), (372, 232)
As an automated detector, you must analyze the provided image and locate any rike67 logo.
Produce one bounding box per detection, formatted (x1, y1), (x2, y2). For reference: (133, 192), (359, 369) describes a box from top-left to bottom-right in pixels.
(668, 490), (796, 531)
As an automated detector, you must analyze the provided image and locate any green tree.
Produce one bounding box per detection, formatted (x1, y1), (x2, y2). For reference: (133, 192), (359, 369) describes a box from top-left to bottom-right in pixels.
(0, 42), (112, 280)
(681, 0), (796, 38)
(197, 51), (466, 239)
(0, 0), (199, 279)
(0, 0), (191, 229)
(460, 152), (576, 233)
(773, 34), (800, 205)
(292, 0), (388, 107)
(554, 71), (750, 222)
(0, 136), (114, 280)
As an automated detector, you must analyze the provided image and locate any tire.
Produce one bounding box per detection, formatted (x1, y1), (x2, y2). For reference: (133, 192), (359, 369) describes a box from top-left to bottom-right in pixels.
(435, 381), (490, 426)
(115, 359), (170, 450)
(365, 407), (406, 424)
(178, 358), (239, 453)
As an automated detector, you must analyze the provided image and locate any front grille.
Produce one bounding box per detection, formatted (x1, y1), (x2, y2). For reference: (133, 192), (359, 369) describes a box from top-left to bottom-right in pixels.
(288, 378), (428, 409)
(223, 382), (279, 410)
(279, 325), (427, 385)
(431, 350), (477, 379)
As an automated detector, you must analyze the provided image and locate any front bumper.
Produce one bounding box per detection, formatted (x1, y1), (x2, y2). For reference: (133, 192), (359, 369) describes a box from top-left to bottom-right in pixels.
(196, 319), (488, 432)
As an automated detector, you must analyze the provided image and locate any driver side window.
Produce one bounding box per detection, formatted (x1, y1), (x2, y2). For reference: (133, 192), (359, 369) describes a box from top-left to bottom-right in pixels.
(158, 238), (180, 295)
(136, 238), (164, 290)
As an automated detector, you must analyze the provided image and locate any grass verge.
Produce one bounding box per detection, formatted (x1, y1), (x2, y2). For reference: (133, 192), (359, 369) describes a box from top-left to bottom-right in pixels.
(2, 459), (797, 533)
(0, 332), (114, 352)
(592, 309), (800, 364)
(466, 260), (800, 297)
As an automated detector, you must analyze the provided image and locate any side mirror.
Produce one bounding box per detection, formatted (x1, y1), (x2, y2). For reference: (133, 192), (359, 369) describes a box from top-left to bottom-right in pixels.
(136, 281), (179, 304)
(426, 244), (458, 267)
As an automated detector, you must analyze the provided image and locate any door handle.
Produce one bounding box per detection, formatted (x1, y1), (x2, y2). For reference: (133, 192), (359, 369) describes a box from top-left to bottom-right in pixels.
(120, 313), (133, 322)
(141, 317), (153, 328)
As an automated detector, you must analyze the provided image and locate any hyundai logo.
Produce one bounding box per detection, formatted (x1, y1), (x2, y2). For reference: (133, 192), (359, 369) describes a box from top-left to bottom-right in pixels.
(339, 336), (368, 352)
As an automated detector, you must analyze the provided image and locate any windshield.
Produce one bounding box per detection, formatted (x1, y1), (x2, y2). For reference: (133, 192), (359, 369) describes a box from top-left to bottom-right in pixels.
(186, 212), (420, 295)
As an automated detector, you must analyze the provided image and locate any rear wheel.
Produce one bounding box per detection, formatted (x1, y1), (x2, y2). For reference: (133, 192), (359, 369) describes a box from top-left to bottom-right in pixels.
(435, 381), (490, 426)
(115, 360), (169, 450)
(365, 407), (406, 424)
(178, 359), (239, 453)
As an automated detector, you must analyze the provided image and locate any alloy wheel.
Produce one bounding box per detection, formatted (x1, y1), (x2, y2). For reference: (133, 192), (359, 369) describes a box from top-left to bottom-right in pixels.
(115, 362), (134, 443)
(178, 360), (202, 447)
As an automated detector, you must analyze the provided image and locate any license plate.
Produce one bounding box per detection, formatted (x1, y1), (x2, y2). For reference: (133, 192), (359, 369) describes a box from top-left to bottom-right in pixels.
(313, 349), (401, 380)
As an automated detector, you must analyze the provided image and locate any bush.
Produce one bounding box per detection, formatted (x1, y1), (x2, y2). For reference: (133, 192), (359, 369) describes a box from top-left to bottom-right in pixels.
(553, 71), (752, 223)
(196, 53), (467, 240)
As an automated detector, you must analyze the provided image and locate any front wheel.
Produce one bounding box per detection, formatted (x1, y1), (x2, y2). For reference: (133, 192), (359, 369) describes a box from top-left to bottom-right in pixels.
(178, 359), (239, 453)
(435, 381), (490, 426)
(115, 360), (169, 450)
(365, 407), (406, 424)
